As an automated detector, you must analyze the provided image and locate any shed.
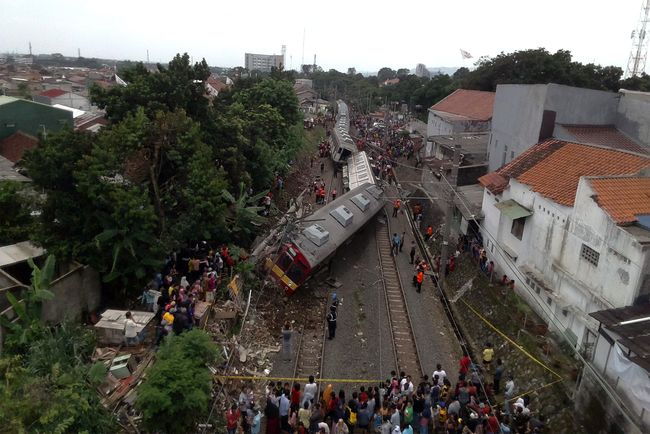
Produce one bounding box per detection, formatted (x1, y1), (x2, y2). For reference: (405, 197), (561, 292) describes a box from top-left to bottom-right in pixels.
(94, 309), (155, 345)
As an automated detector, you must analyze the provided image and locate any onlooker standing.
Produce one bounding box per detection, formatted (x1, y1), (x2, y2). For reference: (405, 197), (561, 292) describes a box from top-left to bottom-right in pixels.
(123, 311), (140, 346)
(327, 306), (337, 339)
(409, 241), (416, 264)
(225, 404), (240, 434)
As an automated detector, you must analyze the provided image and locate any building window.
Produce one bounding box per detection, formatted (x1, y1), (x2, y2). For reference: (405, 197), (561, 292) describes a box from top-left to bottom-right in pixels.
(510, 150), (514, 159)
(580, 244), (600, 267)
(511, 218), (526, 240)
(535, 285), (541, 295)
(562, 309), (568, 317)
(546, 296), (552, 306)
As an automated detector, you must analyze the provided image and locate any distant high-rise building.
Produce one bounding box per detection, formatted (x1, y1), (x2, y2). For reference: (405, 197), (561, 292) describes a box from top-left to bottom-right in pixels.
(245, 53), (284, 73)
(415, 63), (430, 78)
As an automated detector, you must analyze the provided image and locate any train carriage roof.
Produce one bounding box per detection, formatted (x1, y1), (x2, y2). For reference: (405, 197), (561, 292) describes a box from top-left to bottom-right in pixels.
(291, 182), (384, 267)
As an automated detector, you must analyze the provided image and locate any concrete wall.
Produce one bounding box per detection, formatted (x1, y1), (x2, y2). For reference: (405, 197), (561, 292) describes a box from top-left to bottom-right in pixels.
(545, 84), (619, 125)
(489, 84), (621, 172)
(41, 263), (101, 323)
(427, 111), (453, 137)
(616, 90), (650, 148)
(489, 84), (547, 171)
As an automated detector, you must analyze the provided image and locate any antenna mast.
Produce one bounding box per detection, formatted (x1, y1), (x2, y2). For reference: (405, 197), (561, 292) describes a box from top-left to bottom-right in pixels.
(625, 0), (650, 78)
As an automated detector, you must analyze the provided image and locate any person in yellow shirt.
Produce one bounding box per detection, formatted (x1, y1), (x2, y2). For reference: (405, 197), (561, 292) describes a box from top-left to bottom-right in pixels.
(482, 342), (494, 372)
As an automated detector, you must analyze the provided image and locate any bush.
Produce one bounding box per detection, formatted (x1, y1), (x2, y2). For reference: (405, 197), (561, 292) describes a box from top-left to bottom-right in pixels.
(136, 329), (220, 432)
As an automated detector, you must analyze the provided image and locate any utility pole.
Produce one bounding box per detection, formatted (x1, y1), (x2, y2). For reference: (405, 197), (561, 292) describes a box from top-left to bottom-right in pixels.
(439, 145), (461, 293)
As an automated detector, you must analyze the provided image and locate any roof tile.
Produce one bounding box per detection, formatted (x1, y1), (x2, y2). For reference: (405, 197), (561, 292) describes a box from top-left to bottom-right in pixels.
(430, 89), (495, 121)
(39, 88), (68, 98)
(0, 131), (39, 162)
(589, 177), (650, 225)
(563, 124), (649, 155)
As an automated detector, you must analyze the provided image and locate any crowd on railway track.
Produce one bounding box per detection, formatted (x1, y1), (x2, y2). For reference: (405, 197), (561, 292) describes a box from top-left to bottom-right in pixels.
(227, 363), (544, 434)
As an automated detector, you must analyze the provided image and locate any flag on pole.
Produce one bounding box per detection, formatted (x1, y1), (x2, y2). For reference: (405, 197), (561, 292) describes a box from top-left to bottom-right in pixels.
(460, 49), (473, 59)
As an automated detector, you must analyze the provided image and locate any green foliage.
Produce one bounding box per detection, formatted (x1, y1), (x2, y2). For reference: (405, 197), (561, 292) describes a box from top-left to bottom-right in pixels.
(136, 329), (220, 432)
(461, 48), (624, 92)
(0, 181), (36, 246)
(620, 72), (650, 91)
(91, 53), (211, 123)
(377, 67), (397, 82)
(0, 262), (114, 434)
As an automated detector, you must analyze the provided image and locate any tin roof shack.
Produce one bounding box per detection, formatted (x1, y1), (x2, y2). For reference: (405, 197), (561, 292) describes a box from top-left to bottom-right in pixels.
(574, 305), (650, 433)
(94, 309), (155, 346)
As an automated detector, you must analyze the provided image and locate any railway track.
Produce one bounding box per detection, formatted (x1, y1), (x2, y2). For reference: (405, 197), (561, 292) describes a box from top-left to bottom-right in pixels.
(292, 299), (327, 395)
(376, 215), (425, 379)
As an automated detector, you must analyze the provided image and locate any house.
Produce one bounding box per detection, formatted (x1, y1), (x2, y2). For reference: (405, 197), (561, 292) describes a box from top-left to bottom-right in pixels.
(0, 96), (73, 141)
(0, 131), (39, 162)
(580, 304), (650, 433)
(205, 76), (229, 98)
(33, 88), (92, 111)
(0, 154), (31, 182)
(478, 139), (650, 352)
(426, 89), (495, 139)
(74, 112), (107, 133)
(488, 84), (650, 171)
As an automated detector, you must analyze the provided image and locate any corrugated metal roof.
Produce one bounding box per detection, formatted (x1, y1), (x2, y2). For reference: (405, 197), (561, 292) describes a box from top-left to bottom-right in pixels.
(0, 241), (44, 268)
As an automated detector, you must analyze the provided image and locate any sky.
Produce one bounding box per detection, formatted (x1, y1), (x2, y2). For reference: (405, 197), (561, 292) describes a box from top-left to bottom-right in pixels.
(0, 0), (645, 73)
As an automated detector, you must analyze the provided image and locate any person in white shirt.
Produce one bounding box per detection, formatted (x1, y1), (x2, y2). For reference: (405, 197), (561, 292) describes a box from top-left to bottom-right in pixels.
(432, 364), (447, 386)
(303, 375), (318, 407)
(124, 311), (140, 346)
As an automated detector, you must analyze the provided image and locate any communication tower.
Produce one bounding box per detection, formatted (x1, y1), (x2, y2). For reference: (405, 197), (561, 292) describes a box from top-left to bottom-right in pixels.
(625, 0), (650, 78)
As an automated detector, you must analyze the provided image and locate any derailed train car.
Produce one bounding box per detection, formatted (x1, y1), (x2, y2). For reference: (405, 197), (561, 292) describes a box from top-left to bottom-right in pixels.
(330, 100), (358, 164)
(266, 182), (384, 295)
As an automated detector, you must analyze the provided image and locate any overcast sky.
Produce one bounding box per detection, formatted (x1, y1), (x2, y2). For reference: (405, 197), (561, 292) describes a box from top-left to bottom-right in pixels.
(0, 0), (644, 73)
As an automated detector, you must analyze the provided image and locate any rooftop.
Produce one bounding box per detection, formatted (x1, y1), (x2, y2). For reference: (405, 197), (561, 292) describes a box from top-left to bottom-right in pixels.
(562, 124), (648, 155)
(429, 132), (489, 155)
(430, 89), (495, 121)
(0, 131), (39, 163)
(0, 155), (30, 182)
(39, 88), (68, 98)
(589, 177), (650, 225)
(479, 139), (650, 206)
(590, 304), (650, 372)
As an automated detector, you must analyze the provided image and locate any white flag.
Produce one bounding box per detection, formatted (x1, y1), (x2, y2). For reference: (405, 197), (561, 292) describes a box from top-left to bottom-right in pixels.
(460, 49), (473, 59)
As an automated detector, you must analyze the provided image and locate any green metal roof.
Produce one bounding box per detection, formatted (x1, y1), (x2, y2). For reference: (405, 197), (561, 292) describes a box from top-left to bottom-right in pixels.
(0, 96), (19, 106)
(495, 199), (532, 220)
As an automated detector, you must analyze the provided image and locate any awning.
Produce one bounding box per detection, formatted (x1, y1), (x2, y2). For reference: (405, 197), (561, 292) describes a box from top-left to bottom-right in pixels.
(494, 199), (532, 220)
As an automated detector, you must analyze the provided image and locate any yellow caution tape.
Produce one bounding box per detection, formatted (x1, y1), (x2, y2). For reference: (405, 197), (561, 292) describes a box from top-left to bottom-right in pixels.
(502, 378), (564, 404)
(215, 375), (381, 383)
(459, 299), (563, 379)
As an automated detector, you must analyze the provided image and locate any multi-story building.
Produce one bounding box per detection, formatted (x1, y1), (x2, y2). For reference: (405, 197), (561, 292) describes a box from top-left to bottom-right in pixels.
(488, 83), (650, 171)
(244, 53), (284, 73)
(478, 139), (650, 352)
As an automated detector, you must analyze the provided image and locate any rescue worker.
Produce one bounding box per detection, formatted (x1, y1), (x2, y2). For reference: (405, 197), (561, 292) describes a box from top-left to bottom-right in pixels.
(425, 225), (433, 241)
(416, 269), (424, 293)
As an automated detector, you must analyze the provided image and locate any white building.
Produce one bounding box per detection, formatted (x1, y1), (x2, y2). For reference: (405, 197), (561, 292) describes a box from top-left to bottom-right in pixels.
(488, 83), (650, 172)
(427, 89), (495, 138)
(244, 53), (284, 73)
(478, 139), (650, 350)
(33, 88), (92, 111)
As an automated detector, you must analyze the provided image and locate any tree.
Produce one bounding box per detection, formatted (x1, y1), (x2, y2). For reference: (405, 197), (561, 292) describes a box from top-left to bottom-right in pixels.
(91, 53), (211, 123)
(397, 68), (410, 77)
(0, 181), (36, 245)
(137, 329), (220, 432)
(620, 72), (650, 91)
(453, 67), (470, 80)
(347, 67), (357, 76)
(461, 48), (623, 92)
(377, 67), (397, 82)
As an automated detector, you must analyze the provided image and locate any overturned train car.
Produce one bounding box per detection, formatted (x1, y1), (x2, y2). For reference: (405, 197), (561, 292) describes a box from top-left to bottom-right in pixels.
(266, 182), (384, 295)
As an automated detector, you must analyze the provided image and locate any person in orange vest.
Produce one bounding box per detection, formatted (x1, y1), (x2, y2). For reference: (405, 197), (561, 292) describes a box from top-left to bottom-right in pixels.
(392, 199), (401, 217)
(416, 269), (424, 293)
(319, 187), (326, 204)
(425, 225), (433, 241)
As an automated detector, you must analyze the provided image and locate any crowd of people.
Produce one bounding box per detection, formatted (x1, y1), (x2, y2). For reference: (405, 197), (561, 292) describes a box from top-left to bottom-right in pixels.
(228, 358), (544, 434)
(145, 244), (238, 345)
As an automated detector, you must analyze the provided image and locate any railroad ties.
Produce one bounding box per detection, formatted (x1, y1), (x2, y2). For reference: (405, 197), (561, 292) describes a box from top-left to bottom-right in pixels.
(292, 302), (326, 386)
(376, 218), (424, 379)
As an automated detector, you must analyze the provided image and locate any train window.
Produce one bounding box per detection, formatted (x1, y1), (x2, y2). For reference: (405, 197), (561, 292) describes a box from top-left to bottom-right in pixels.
(286, 262), (306, 284)
(277, 253), (293, 271)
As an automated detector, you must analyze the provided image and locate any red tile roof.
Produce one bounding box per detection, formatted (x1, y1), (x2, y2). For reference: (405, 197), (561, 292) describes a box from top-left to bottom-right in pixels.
(590, 177), (650, 225)
(206, 76), (228, 92)
(0, 131), (39, 162)
(39, 88), (68, 98)
(479, 139), (650, 206)
(563, 125), (649, 155)
(430, 89), (495, 121)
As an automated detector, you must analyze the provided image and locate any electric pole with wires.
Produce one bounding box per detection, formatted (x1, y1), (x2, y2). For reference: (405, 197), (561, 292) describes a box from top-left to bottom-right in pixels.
(439, 145), (461, 293)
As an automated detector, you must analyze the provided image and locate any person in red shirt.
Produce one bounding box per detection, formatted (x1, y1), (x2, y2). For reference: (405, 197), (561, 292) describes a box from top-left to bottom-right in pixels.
(459, 352), (471, 378)
(226, 404), (240, 434)
(290, 383), (301, 411)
